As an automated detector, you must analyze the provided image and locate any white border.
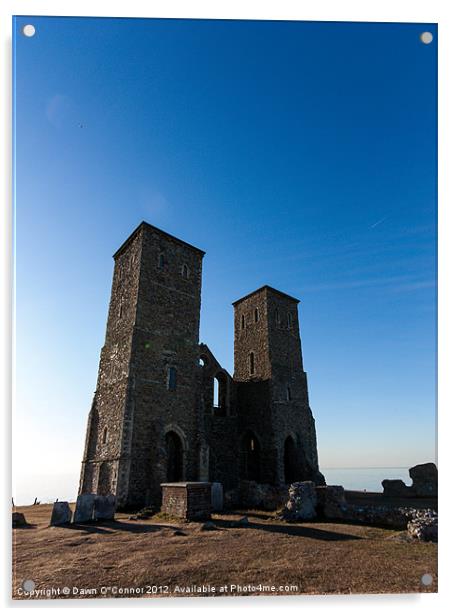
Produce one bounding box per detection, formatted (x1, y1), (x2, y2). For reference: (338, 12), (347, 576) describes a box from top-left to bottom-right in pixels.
(1, 1), (455, 614)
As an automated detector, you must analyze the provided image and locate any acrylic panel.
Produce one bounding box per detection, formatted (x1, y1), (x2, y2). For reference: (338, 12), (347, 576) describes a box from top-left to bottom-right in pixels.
(12, 16), (437, 600)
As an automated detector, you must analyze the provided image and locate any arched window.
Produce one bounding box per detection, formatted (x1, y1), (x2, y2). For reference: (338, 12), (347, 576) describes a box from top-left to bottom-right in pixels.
(158, 253), (165, 269)
(254, 307), (259, 323)
(182, 263), (190, 279)
(199, 355), (208, 367)
(102, 426), (108, 445)
(249, 352), (255, 376)
(213, 372), (228, 414)
(240, 431), (261, 481)
(167, 366), (177, 391)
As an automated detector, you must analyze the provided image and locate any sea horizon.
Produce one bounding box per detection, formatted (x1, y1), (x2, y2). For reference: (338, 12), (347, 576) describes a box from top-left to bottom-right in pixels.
(320, 466), (414, 492)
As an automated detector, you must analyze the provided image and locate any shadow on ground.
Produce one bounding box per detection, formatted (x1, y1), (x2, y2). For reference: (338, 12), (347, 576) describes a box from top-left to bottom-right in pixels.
(213, 518), (362, 541)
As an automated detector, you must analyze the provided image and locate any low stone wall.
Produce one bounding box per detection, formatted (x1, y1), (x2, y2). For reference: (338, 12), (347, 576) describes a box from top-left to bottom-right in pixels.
(160, 482), (212, 521)
(226, 481), (289, 511)
(382, 463), (437, 498)
(279, 482), (438, 541)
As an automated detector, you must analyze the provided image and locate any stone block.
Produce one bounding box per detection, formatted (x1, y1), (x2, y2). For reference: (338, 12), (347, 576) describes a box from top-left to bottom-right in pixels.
(73, 493), (96, 524)
(409, 463), (437, 497)
(211, 482), (224, 512)
(161, 482), (212, 521)
(382, 479), (413, 498)
(50, 501), (72, 526)
(12, 512), (27, 527)
(94, 494), (117, 520)
(316, 485), (346, 519)
(283, 481), (317, 521)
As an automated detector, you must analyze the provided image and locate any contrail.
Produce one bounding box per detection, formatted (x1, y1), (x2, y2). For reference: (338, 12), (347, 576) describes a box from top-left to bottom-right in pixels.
(370, 216), (387, 229)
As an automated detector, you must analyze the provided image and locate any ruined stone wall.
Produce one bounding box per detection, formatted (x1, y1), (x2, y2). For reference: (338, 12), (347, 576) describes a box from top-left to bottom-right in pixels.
(196, 344), (239, 491)
(80, 226), (323, 509)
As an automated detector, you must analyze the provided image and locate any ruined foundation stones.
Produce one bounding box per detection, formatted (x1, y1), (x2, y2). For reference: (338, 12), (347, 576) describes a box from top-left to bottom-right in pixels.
(407, 511), (438, 542)
(282, 481), (317, 521)
(161, 482), (212, 521)
(50, 501), (72, 526)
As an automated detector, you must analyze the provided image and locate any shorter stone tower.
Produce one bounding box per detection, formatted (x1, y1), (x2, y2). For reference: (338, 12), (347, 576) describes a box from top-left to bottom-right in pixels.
(233, 286), (321, 485)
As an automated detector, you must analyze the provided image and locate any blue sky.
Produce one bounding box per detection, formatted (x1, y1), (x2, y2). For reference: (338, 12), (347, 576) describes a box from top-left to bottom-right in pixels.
(13, 17), (437, 502)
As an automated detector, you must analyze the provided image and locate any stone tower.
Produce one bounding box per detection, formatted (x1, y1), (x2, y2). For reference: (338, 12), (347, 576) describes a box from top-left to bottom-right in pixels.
(233, 286), (321, 485)
(79, 222), (205, 508)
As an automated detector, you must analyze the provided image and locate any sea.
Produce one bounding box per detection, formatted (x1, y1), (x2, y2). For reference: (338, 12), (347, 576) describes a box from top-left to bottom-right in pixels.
(320, 467), (412, 492)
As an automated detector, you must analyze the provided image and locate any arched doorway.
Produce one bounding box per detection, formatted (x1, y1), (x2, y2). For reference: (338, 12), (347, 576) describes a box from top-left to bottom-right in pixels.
(284, 436), (300, 484)
(240, 431), (261, 482)
(166, 431), (184, 482)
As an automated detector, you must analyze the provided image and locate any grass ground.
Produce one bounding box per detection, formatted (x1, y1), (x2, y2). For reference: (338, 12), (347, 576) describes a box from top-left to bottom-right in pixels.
(12, 501), (437, 600)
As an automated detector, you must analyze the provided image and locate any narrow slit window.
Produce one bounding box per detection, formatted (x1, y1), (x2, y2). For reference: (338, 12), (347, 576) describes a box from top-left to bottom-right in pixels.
(102, 427), (108, 445)
(275, 309), (281, 326)
(286, 385), (292, 401)
(249, 352), (255, 375)
(287, 312), (293, 328)
(254, 307), (259, 323)
(167, 366), (177, 391)
(182, 263), (189, 279)
(158, 253), (165, 269)
(241, 315), (245, 329)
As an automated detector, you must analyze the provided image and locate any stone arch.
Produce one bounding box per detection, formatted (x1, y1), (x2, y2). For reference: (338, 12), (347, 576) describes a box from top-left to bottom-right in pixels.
(164, 424), (188, 482)
(284, 434), (301, 484)
(240, 430), (261, 482)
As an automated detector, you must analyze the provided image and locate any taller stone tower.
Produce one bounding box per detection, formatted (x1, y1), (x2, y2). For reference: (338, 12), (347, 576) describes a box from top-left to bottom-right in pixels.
(233, 286), (322, 485)
(79, 222), (205, 508)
